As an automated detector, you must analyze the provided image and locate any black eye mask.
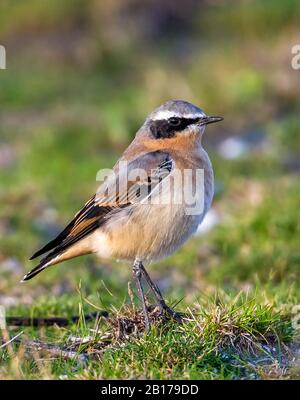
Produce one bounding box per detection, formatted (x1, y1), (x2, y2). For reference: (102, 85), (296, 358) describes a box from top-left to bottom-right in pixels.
(150, 117), (200, 139)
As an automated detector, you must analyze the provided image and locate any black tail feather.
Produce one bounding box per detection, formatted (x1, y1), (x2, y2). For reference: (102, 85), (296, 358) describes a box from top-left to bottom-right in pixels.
(23, 248), (62, 281)
(21, 263), (48, 281)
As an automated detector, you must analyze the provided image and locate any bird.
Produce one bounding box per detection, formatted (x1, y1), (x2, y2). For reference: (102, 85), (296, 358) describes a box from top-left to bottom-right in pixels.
(22, 100), (223, 330)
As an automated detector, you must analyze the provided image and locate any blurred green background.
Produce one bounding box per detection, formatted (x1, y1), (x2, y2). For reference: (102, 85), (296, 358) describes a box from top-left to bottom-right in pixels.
(0, 0), (299, 333)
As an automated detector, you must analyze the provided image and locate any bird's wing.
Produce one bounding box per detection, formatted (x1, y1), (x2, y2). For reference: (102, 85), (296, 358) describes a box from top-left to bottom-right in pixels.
(24, 151), (173, 280)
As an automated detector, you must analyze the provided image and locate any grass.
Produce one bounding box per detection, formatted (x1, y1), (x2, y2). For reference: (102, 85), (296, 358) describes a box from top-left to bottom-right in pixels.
(0, 0), (300, 380)
(0, 290), (297, 379)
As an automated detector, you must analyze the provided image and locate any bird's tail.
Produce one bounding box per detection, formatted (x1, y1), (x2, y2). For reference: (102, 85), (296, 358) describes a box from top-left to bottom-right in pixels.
(21, 251), (61, 282)
(21, 262), (49, 281)
(22, 234), (94, 282)
(23, 241), (91, 282)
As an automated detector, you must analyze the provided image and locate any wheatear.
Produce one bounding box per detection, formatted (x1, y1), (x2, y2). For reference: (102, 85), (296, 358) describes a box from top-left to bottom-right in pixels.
(23, 100), (223, 329)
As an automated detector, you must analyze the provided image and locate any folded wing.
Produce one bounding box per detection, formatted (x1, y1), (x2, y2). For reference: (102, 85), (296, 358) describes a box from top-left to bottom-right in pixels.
(23, 151), (173, 281)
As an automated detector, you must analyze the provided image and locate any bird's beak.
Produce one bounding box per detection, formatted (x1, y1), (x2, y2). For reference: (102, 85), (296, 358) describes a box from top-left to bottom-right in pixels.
(198, 115), (223, 126)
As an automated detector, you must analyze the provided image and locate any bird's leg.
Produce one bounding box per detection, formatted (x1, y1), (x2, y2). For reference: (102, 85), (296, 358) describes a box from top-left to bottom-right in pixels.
(139, 263), (182, 323)
(132, 259), (150, 331)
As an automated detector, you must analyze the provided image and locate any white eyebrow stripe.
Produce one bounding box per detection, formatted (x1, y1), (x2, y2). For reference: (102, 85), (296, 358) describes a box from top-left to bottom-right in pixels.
(151, 110), (205, 121)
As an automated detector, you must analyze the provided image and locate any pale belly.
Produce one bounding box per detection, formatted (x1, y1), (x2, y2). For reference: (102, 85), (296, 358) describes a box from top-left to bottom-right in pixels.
(91, 182), (213, 263)
(91, 203), (204, 262)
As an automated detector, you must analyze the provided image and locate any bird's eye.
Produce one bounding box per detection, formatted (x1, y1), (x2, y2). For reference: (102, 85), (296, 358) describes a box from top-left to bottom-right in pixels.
(168, 117), (181, 126)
